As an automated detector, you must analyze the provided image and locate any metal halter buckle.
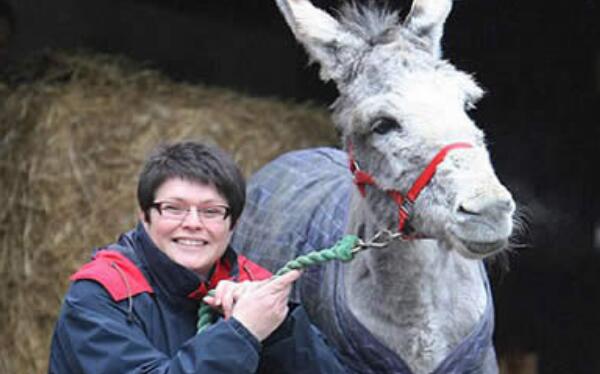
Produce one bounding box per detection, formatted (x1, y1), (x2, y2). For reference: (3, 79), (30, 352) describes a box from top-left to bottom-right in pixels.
(399, 198), (414, 217)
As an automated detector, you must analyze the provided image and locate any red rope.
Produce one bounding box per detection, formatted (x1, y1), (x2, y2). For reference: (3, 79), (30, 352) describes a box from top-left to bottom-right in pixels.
(347, 141), (472, 234)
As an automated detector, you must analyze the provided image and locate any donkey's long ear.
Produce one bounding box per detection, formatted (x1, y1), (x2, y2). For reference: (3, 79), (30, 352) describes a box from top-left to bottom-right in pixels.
(403, 0), (453, 57)
(275, 0), (364, 84)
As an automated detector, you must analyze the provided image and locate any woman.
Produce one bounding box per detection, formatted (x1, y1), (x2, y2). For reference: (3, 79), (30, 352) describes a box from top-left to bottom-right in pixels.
(48, 141), (345, 373)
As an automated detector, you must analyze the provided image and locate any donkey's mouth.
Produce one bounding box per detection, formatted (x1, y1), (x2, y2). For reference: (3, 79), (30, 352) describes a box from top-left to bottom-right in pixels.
(458, 238), (508, 258)
(461, 239), (508, 258)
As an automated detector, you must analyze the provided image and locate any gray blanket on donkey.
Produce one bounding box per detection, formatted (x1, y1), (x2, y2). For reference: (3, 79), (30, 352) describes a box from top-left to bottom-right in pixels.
(232, 147), (353, 278)
(231, 147), (497, 374)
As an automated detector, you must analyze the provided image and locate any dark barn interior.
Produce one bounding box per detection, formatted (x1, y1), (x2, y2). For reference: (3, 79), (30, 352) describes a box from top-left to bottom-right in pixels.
(1, 0), (598, 372)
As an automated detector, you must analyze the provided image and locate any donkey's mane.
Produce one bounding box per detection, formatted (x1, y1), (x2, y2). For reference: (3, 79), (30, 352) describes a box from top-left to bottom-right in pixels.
(337, 1), (400, 45)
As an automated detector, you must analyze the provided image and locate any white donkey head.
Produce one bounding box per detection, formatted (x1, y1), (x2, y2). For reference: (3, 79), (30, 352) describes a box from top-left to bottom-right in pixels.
(276, 0), (515, 259)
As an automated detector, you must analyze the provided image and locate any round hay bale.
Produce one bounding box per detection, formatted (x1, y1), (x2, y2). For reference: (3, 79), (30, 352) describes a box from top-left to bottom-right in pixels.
(0, 50), (337, 373)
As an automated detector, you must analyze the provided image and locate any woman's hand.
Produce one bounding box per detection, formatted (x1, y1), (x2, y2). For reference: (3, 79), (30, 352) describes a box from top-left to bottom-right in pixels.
(204, 279), (266, 319)
(203, 270), (301, 341)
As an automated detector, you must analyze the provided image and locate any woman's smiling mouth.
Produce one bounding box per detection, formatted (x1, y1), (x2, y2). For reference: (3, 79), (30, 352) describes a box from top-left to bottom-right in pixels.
(174, 238), (209, 247)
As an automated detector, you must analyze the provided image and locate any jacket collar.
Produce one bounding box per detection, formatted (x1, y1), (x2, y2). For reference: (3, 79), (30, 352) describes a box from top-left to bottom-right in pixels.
(125, 222), (240, 301)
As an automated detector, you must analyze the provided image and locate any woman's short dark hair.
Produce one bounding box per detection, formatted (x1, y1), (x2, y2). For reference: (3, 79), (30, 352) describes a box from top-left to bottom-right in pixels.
(138, 141), (246, 228)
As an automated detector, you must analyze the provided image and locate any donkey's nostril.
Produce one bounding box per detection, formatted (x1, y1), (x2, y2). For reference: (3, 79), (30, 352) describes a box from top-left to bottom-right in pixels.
(458, 205), (479, 216)
(457, 194), (515, 218)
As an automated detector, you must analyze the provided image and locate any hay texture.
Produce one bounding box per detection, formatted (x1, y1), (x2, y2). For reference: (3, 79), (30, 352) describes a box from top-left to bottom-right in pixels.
(0, 50), (337, 373)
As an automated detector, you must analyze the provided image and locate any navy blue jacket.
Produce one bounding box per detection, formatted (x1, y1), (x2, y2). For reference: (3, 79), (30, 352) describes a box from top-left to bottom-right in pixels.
(49, 223), (346, 373)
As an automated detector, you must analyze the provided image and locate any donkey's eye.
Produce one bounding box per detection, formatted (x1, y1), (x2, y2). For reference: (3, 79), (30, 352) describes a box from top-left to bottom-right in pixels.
(371, 117), (401, 135)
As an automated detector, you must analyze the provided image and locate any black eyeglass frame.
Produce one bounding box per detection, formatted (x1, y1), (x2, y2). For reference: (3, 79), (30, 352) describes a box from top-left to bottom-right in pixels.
(149, 202), (231, 221)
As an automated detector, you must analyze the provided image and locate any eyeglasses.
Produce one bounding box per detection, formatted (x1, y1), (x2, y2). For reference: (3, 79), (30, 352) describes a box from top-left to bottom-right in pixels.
(150, 201), (231, 222)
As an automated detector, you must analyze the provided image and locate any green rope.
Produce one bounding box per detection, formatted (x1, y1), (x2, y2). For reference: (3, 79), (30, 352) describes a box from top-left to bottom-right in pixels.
(197, 234), (359, 334)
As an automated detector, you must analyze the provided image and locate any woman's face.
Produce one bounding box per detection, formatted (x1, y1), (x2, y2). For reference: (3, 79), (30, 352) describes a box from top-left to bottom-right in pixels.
(141, 178), (233, 277)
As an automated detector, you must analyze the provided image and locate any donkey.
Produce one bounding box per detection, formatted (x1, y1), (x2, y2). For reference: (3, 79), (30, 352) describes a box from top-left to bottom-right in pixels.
(232, 0), (515, 373)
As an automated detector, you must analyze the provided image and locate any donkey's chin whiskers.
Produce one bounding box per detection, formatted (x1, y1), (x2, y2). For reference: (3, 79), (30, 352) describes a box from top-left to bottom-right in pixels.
(508, 243), (531, 250)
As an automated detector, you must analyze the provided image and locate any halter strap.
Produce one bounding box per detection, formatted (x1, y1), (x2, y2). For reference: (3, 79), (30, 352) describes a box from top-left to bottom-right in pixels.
(347, 141), (473, 236)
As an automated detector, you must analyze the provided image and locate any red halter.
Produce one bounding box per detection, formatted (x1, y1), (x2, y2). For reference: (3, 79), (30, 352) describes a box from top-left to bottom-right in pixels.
(348, 141), (473, 236)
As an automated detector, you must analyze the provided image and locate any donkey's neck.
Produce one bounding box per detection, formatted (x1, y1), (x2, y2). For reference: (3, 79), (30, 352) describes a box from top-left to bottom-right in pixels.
(344, 194), (487, 374)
